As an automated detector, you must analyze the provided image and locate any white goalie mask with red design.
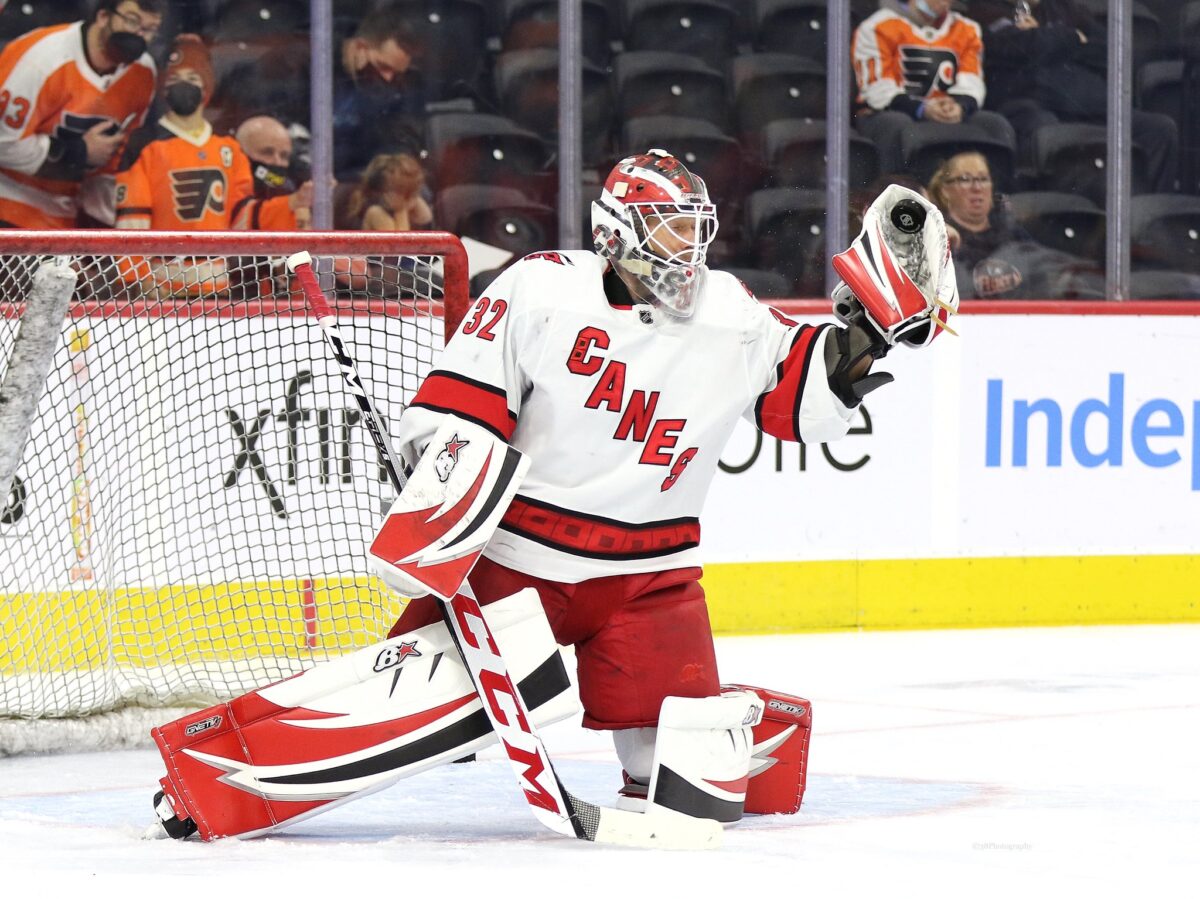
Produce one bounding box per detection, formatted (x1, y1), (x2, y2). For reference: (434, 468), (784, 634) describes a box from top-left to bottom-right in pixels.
(591, 149), (719, 317)
(831, 184), (960, 348)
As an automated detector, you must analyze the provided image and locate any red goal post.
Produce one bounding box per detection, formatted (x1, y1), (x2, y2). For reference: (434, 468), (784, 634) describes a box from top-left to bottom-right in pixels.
(0, 231), (469, 754)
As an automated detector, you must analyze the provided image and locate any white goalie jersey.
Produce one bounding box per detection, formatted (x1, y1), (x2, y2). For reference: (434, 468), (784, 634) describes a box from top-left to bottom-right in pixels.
(394, 251), (855, 582)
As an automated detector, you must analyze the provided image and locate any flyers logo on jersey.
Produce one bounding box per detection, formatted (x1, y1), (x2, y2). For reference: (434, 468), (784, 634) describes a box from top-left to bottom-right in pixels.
(899, 46), (958, 97)
(171, 168), (226, 220)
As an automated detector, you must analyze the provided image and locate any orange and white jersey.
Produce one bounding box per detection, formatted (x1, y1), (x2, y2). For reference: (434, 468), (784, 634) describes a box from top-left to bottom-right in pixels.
(115, 117), (253, 230)
(853, 5), (985, 111)
(0, 21), (155, 228)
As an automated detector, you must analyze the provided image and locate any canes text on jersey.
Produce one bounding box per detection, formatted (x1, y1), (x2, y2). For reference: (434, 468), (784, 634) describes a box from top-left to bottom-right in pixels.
(567, 326), (698, 492)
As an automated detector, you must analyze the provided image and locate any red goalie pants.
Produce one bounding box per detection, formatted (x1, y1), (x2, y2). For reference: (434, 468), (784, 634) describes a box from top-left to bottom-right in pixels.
(389, 557), (719, 730)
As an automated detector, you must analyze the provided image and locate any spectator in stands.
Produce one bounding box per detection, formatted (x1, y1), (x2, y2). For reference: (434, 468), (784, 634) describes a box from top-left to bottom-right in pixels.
(969, 0), (1178, 191)
(346, 153), (433, 231)
(211, 4), (425, 179)
(233, 116), (314, 230)
(0, 0), (162, 228)
(116, 35), (252, 231)
(852, 0), (1016, 175)
(927, 151), (1038, 298)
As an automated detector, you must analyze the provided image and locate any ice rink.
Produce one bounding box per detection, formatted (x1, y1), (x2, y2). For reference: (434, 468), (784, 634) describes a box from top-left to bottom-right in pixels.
(2, 623), (1197, 896)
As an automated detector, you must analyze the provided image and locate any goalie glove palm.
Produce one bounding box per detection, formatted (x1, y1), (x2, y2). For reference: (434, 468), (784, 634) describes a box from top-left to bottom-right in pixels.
(831, 185), (959, 349)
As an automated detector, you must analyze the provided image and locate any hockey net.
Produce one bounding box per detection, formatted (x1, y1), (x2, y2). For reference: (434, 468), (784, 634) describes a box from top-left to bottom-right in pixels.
(0, 231), (469, 754)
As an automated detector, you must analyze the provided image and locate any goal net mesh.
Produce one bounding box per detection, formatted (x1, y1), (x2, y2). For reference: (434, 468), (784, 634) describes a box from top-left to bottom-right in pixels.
(0, 233), (468, 752)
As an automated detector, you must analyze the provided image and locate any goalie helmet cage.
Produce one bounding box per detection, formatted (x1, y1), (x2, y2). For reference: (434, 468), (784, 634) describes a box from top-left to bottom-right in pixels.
(0, 231), (469, 755)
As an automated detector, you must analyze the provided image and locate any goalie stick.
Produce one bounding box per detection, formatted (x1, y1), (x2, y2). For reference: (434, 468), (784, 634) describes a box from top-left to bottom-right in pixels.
(285, 251), (721, 850)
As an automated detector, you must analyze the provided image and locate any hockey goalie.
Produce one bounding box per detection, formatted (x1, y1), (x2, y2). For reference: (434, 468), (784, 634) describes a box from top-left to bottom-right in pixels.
(148, 151), (958, 846)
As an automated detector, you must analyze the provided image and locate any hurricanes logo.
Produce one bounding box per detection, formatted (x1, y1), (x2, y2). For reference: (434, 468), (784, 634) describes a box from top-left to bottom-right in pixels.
(899, 46), (959, 97)
(170, 168), (226, 220)
(433, 434), (469, 483)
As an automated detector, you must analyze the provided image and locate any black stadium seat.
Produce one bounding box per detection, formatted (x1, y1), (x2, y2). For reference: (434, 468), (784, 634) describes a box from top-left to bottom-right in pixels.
(425, 113), (550, 199)
(386, 0), (491, 102)
(743, 188), (827, 296)
(493, 49), (613, 164)
(0, 1), (90, 42)
(1129, 270), (1200, 299)
(763, 120), (880, 190)
(1138, 60), (1185, 138)
(731, 54), (827, 139)
(501, 0), (613, 65)
(900, 122), (1016, 191)
(436, 184), (558, 260)
(619, 116), (746, 209)
(1131, 194), (1200, 274)
(722, 266), (793, 298)
(1007, 192), (1106, 265)
(613, 51), (730, 131)
(622, 0), (738, 68)
(211, 0), (308, 41)
(752, 0), (838, 62)
(1031, 123), (1150, 205)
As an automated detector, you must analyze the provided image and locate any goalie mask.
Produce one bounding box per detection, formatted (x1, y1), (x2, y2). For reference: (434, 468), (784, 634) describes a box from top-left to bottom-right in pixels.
(831, 184), (960, 348)
(591, 149), (718, 317)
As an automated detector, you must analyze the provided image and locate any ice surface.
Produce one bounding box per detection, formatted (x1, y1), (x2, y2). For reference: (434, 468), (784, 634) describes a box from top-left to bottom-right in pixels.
(2, 624), (1197, 896)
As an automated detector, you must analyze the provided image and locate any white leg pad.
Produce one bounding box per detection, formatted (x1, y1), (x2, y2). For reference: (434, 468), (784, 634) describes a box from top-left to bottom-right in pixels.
(646, 690), (764, 824)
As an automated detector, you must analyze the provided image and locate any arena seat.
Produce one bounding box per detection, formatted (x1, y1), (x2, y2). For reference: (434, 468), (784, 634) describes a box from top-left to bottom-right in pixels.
(1130, 194), (1200, 274)
(0, 1), (91, 42)
(501, 0), (613, 65)
(743, 188), (827, 296)
(731, 53), (827, 140)
(384, 0), (490, 102)
(900, 123), (1016, 191)
(763, 120), (880, 190)
(1138, 60), (1184, 136)
(425, 113), (551, 199)
(620, 116), (746, 209)
(1007, 191), (1106, 265)
(614, 51), (731, 131)
(721, 266), (793, 298)
(622, 0), (738, 68)
(493, 48), (613, 164)
(211, 0), (308, 41)
(751, 0), (841, 62)
(1031, 124), (1150, 206)
(436, 184), (558, 260)
(1129, 269), (1200, 299)
(1077, 0), (1164, 65)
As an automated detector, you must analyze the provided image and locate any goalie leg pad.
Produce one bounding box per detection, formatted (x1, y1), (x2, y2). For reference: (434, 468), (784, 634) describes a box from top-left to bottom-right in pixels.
(152, 589), (578, 840)
(724, 684), (812, 815)
(645, 690), (763, 824)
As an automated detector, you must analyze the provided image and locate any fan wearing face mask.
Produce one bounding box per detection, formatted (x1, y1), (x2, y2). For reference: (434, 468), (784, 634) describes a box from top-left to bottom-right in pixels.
(0, 0), (162, 228)
(114, 34), (257, 232)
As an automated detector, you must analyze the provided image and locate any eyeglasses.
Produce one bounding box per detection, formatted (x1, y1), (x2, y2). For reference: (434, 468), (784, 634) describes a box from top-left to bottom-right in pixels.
(945, 174), (993, 188)
(112, 7), (161, 38)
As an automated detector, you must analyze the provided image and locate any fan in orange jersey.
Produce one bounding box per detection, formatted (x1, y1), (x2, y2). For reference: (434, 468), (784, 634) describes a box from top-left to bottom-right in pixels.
(0, 0), (162, 229)
(852, 0), (1015, 175)
(115, 34), (256, 297)
(115, 34), (253, 232)
(231, 115), (314, 231)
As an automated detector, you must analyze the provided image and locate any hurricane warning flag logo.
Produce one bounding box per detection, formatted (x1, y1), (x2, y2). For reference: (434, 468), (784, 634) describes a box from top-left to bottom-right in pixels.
(434, 434), (470, 482)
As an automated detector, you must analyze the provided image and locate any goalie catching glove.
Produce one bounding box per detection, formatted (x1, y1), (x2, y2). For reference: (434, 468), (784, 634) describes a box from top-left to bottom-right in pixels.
(824, 185), (960, 407)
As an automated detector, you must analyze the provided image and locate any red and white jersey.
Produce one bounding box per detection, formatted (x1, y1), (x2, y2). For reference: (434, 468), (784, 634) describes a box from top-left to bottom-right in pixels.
(0, 22), (155, 227)
(853, 5), (985, 111)
(395, 251), (855, 583)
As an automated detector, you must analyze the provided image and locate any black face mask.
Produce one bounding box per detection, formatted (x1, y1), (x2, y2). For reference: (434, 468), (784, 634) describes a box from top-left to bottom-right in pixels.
(164, 81), (203, 116)
(106, 30), (147, 65)
(251, 161), (293, 198)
